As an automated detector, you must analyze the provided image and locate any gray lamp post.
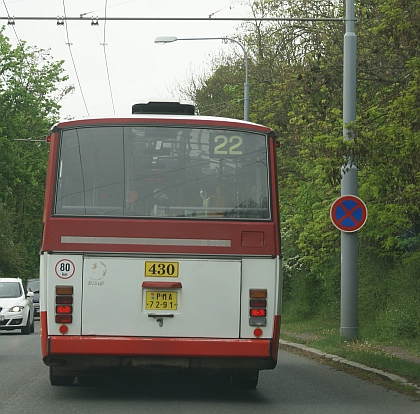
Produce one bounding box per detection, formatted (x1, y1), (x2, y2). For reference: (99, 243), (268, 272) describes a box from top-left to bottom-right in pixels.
(155, 36), (249, 121)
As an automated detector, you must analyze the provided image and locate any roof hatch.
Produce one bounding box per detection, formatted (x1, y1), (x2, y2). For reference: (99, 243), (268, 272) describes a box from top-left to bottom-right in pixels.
(132, 101), (195, 115)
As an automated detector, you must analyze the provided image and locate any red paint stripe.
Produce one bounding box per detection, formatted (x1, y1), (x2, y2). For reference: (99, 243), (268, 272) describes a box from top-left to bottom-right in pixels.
(48, 336), (272, 358)
(142, 281), (182, 289)
(271, 315), (281, 359)
(40, 311), (48, 358)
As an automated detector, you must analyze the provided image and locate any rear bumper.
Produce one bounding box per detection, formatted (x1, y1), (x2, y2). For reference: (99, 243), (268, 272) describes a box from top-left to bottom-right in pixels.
(44, 335), (277, 373)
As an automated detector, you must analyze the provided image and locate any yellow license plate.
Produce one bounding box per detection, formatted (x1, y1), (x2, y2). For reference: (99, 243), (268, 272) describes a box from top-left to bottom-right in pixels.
(145, 291), (178, 310)
(145, 261), (179, 277)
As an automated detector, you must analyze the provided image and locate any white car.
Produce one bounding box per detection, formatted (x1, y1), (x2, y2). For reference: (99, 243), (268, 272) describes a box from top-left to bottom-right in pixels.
(0, 278), (35, 334)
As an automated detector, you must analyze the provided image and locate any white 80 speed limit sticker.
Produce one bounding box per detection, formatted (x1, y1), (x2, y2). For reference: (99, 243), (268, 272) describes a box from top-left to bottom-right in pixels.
(55, 259), (75, 279)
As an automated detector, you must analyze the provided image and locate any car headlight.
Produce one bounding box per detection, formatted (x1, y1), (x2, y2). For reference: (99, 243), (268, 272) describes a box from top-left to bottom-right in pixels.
(9, 306), (24, 313)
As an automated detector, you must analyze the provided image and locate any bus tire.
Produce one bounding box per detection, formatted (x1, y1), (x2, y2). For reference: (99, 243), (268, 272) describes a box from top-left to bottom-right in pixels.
(49, 367), (75, 386)
(77, 376), (103, 386)
(232, 370), (259, 390)
(30, 318), (35, 333)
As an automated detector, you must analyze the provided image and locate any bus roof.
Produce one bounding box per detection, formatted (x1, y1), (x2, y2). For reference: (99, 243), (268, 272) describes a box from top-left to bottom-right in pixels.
(51, 114), (273, 134)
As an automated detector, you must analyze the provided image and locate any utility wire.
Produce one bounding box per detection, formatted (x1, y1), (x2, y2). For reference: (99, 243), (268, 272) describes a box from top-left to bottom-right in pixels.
(0, 16), (350, 22)
(102, 0), (116, 115)
(62, 0), (90, 116)
(2, 0), (22, 46)
(208, 1), (241, 18)
(80, 0), (138, 18)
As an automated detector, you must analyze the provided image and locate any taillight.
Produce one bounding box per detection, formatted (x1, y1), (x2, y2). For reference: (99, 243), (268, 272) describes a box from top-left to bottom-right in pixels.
(250, 308), (266, 317)
(249, 289), (267, 327)
(56, 296), (73, 305)
(56, 315), (73, 324)
(55, 286), (73, 326)
(56, 305), (72, 314)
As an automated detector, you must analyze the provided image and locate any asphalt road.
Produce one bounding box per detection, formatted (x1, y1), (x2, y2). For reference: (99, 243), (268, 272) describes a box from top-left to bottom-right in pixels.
(0, 321), (419, 414)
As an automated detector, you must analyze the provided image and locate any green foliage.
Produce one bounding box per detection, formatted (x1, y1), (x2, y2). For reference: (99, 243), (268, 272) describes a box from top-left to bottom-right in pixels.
(0, 204), (26, 279)
(177, 0), (420, 339)
(0, 28), (71, 281)
(374, 256), (420, 340)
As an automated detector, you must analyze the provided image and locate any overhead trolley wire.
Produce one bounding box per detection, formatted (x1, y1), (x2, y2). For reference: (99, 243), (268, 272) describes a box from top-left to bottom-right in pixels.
(2, 0), (23, 46)
(0, 16), (352, 23)
(102, 0), (116, 115)
(61, 0), (90, 117)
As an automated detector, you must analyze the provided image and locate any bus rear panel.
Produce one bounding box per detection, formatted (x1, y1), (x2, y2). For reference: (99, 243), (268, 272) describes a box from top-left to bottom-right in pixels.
(40, 108), (282, 388)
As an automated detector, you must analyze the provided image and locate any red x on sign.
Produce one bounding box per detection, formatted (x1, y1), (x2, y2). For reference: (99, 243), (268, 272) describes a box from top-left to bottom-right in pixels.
(330, 195), (367, 232)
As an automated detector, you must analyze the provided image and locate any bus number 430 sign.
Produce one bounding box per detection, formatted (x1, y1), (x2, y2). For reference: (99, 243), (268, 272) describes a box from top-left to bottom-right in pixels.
(330, 195), (367, 233)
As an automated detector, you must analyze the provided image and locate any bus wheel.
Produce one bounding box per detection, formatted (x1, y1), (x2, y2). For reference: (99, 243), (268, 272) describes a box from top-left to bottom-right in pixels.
(232, 371), (259, 390)
(49, 367), (75, 386)
(77, 376), (103, 386)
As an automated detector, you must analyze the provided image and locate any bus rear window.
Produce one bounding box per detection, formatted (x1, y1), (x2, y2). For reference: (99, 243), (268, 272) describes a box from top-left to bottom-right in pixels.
(54, 126), (271, 220)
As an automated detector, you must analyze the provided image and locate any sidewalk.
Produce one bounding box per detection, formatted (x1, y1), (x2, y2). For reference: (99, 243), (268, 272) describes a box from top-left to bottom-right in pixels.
(279, 339), (420, 394)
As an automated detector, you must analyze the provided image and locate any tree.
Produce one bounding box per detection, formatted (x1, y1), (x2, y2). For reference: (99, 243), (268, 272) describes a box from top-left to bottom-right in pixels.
(0, 28), (72, 280)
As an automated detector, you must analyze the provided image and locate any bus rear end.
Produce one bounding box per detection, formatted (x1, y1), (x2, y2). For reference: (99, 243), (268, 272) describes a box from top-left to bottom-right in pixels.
(40, 105), (282, 388)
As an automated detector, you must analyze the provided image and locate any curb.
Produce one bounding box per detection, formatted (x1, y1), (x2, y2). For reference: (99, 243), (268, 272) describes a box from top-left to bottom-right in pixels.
(280, 339), (420, 394)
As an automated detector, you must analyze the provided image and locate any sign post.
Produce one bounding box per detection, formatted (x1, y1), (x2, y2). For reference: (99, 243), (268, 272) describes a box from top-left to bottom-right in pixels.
(340, 0), (358, 341)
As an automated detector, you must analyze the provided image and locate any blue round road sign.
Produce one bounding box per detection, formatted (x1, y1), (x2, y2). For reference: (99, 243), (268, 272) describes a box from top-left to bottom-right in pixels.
(330, 195), (367, 232)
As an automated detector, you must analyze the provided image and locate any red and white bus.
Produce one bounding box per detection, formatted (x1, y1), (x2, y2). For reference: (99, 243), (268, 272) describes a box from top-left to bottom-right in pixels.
(40, 101), (282, 389)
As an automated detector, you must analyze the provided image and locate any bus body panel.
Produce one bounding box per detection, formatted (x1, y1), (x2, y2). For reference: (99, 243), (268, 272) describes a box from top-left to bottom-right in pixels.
(240, 257), (279, 338)
(81, 257), (241, 338)
(45, 254), (83, 336)
(42, 218), (278, 256)
(43, 253), (278, 340)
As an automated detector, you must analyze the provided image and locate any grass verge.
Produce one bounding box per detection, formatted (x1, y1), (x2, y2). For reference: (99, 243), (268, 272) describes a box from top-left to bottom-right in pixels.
(280, 315), (420, 395)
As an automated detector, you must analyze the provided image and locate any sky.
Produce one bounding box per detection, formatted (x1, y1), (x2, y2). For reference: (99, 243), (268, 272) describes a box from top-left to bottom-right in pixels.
(1, 0), (250, 119)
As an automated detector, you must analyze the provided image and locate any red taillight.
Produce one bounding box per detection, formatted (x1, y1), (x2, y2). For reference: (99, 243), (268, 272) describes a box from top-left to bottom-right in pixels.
(250, 298), (266, 307)
(250, 308), (266, 317)
(56, 296), (73, 305)
(55, 286), (73, 330)
(56, 315), (73, 324)
(56, 305), (72, 314)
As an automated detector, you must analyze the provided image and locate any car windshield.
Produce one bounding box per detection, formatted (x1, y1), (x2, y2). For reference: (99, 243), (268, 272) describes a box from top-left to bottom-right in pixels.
(27, 280), (40, 293)
(0, 282), (22, 298)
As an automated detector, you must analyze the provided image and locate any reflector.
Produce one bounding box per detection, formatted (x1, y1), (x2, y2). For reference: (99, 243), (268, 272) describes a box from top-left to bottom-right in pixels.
(254, 328), (263, 337)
